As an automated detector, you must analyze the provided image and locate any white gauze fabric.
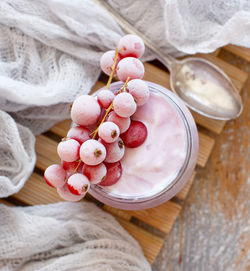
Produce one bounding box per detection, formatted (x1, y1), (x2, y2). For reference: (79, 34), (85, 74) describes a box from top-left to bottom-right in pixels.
(0, 201), (151, 271)
(0, 110), (36, 197)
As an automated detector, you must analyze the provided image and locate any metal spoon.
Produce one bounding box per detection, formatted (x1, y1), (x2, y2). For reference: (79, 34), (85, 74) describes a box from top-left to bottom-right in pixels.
(95, 0), (243, 120)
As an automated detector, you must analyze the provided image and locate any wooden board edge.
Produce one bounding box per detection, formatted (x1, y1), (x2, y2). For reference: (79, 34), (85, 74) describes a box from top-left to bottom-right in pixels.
(224, 45), (250, 62)
(117, 217), (164, 264)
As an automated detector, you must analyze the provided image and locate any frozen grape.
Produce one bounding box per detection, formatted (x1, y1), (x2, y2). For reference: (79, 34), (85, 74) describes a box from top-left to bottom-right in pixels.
(99, 161), (122, 186)
(127, 79), (149, 106)
(44, 164), (66, 188)
(57, 139), (80, 162)
(80, 139), (106, 165)
(101, 138), (125, 163)
(83, 163), (107, 184)
(67, 126), (90, 144)
(118, 34), (145, 58)
(71, 95), (101, 126)
(98, 121), (120, 143)
(67, 173), (90, 195)
(62, 160), (83, 176)
(113, 92), (137, 118)
(100, 50), (121, 76)
(117, 57), (144, 82)
(57, 183), (85, 202)
(107, 111), (130, 133)
(97, 89), (115, 109)
(121, 120), (147, 148)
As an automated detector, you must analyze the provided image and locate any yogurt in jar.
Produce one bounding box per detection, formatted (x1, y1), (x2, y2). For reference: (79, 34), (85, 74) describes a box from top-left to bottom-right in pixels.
(89, 82), (199, 210)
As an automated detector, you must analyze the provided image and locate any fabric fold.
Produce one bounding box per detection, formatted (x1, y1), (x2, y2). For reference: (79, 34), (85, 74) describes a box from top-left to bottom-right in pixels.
(0, 110), (36, 198)
(0, 202), (151, 271)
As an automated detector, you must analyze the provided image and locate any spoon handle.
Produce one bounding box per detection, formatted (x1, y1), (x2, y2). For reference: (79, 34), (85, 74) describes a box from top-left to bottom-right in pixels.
(94, 0), (176, 70)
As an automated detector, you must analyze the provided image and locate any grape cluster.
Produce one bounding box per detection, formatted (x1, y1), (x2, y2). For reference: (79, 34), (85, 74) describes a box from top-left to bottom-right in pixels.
(44, 34), (150, 201)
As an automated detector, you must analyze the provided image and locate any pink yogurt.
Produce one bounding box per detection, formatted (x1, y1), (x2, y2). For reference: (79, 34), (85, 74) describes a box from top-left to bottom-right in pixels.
(89, 82), (199, 210)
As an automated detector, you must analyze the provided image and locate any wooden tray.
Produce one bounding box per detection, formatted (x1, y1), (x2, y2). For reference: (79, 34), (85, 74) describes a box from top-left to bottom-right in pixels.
(2, 45), (249, 265)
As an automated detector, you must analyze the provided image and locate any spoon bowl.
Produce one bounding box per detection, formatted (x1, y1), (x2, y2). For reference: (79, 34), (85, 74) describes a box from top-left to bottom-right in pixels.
(170, 57), (243, 120)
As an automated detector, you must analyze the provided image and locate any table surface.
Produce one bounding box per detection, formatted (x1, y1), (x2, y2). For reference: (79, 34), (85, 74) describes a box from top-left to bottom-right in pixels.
(152, 49), (250, 271)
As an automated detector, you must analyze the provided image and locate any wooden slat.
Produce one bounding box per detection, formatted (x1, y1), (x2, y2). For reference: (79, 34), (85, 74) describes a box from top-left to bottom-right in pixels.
(144, 62), (170, 89)
(128, 201), (181, 234)
(117, 218), (164, 264)
(103, 205), (132, 221)
(0, 199), (14, 206)
(13, 173), (62, 205)
(90, 81), (106, 94)
(36, 135), (60, 171)
(224, 45), (250, 62)
(105, 200), (182, 234)
(197, 132), (215, 167)
(104, 191), (192, 233)
(176, 171), (196, 201)
(191, 111), (226, 134)
(211, 48), (221, 56)
(50, 119), (71, 138)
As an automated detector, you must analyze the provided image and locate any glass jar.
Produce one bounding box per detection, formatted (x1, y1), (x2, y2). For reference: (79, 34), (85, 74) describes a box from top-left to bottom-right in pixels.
(88, 81), (199, 210)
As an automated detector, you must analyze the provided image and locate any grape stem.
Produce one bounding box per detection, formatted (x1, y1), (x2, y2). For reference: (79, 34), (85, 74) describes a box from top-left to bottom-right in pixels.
(92, 77), (130, 139)
(106, 47), (119, 90)
(72, 159), (82, 175)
